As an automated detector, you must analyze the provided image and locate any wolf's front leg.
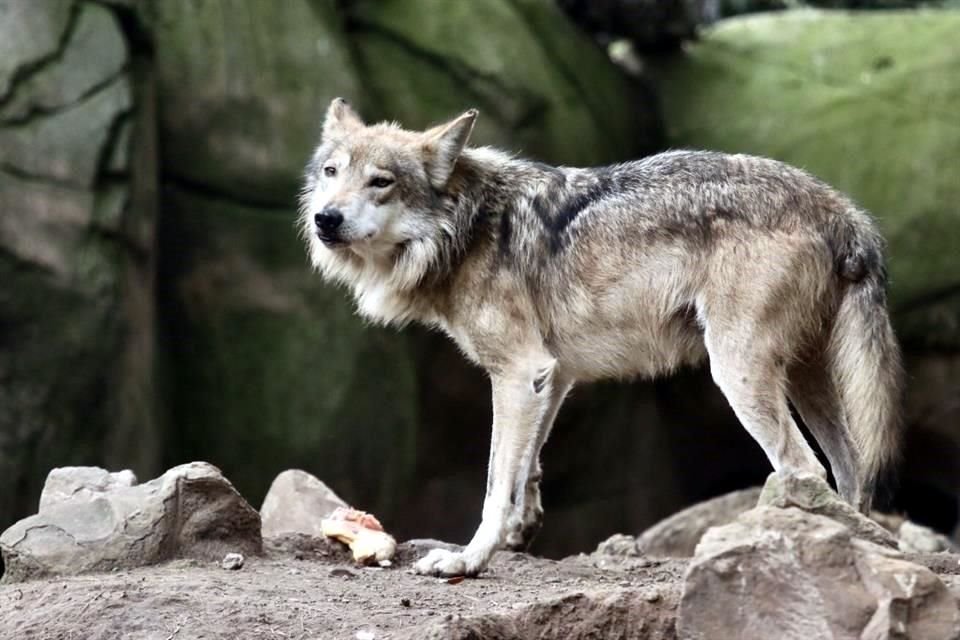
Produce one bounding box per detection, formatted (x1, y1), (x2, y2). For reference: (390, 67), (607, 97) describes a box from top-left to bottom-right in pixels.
(415, 354), (563, 577)
(504, 376), (571, 551)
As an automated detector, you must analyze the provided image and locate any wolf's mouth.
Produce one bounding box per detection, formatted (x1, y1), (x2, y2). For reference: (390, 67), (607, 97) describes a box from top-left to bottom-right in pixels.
(318, 233), (348, 248)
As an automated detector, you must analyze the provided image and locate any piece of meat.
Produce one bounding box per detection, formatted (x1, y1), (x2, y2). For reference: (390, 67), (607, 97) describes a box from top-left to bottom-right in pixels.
(321, 507), (396, 564)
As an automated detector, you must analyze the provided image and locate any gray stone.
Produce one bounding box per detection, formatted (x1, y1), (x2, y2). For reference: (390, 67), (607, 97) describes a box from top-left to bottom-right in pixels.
(0, 3), (127, 121)
(0, 171), (95, 277)
(637, 487), (761, 557)
(899, 520), (958, 554)
(0, 74), (132, 187)
(595, 533), (642, 557)
(0, 462), (261, 583)
(39, 466), (137, 513)
(260, 469), (348, 539)
(221, 552), (244, 570)
(678, 506), (960, 639)
(0, 0), (74, 100)
(758, 471), (898, 548)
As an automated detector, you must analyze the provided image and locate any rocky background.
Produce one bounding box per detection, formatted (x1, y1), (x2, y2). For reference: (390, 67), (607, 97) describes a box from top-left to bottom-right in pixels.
(1, 0), (958, 583)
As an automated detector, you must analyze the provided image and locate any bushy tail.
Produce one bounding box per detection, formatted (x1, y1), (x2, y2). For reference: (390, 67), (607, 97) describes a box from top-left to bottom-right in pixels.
(827, 217), (904, 512)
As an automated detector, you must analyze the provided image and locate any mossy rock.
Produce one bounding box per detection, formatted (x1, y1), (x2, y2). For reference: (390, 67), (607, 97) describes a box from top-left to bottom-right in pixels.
(653, 9), (960, 348)
(346, 0), (662, 165)
(151, 0), (363, 205)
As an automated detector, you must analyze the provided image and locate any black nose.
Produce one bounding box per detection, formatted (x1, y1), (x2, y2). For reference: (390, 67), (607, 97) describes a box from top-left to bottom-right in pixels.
(314, 208), (344, 234)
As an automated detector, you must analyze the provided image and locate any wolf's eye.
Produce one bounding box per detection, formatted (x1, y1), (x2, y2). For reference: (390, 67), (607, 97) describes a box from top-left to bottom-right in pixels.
(369, 176), (394, 189)
(323, 166), (337, 177)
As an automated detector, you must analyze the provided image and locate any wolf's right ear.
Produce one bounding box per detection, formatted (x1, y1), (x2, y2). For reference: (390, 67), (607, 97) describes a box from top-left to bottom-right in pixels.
(322, 97), (364, 142)
(422, 109), (478, 188)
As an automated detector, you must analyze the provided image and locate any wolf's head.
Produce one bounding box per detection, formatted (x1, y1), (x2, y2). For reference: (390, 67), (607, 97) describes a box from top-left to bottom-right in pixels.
(300, 98), (478, 289)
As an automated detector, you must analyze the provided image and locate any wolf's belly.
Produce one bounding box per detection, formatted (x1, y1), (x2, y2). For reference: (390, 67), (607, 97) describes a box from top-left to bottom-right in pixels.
(552, 313), (707, 382)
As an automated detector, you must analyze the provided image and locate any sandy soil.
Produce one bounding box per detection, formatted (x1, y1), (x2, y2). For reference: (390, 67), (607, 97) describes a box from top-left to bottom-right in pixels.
(0, 538), (686, 640)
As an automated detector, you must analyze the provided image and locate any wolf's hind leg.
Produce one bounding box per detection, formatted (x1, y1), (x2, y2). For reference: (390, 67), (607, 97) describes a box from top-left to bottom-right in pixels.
(787, 359), (863, 509)
(705, 331), (826, 480)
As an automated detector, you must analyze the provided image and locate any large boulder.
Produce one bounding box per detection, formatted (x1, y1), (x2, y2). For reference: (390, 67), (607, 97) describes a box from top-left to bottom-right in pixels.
(678, 505), (960, 639)
(0, 0), (160, 535)
(0, 462), (261, 583)
(653, 9), (960, 350)
(678, 472), (960, 638)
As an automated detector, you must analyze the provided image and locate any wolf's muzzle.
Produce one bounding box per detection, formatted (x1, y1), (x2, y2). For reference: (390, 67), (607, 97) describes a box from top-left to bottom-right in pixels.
(314, 207), (345, 246)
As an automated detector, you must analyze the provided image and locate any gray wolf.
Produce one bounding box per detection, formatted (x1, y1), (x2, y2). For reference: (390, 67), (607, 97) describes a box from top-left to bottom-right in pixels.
(300, 98), (903, 577)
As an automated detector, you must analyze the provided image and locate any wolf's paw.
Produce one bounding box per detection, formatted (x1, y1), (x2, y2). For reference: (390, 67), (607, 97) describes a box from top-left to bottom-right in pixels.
(414, 547), (486, 578)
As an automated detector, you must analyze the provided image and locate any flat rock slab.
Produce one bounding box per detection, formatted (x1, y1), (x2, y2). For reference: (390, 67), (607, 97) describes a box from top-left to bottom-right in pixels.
(1, 462), (261, 583)
(0, 545), (686, 640)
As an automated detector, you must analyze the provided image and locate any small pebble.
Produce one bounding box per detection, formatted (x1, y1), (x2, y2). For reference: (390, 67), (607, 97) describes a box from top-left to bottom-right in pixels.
(400, 598), (411, 608)
(221, 553), (244, 570)
(330, 568), (357, 578)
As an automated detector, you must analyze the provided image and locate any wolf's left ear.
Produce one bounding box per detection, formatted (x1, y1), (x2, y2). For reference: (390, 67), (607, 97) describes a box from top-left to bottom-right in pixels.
(322, 97), (364, 142)
(422, 109), (478, 188)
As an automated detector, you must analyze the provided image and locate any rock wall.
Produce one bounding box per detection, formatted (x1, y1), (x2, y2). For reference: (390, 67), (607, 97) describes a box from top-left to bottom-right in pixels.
(0, 0), (160, 538)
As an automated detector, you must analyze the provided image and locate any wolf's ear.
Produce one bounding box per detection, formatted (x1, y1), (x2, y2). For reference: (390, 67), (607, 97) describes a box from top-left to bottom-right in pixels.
(422, 109), (478, 188)
(322, 97), (364, 142)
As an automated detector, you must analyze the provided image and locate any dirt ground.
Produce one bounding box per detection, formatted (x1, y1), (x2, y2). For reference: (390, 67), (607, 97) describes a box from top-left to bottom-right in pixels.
(0, 538), (686, 640)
